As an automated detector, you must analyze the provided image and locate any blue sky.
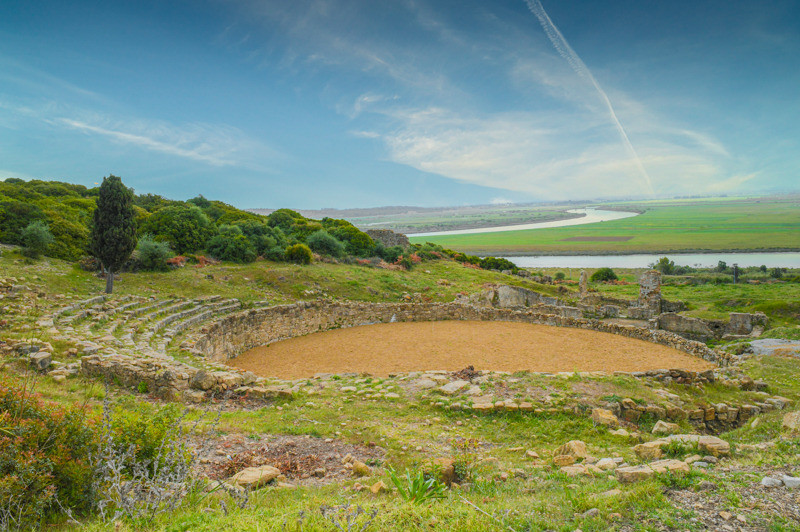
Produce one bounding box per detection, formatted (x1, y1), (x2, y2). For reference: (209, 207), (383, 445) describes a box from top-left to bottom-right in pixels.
(1, 0), (798, 208)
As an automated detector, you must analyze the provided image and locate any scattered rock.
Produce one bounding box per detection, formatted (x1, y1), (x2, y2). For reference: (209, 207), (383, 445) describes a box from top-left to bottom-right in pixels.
(591, 408), (619, 428)
(581, 508), (600, 519)
(595, 458), (617, 471)
(370, 480), (388, 494)
(616, 459), (689, 483)
(560, 465), (586, 477)
(760, 477), (783, 488)
(439, 380), (470, 395)
(781, 475), (800, 489)
(663, 434), (730, 457)
(651, 420), (680, 435)
(782, 411), (800, 434)
(230, 466), (281, 488)
(29, 351), (52, 371)
(634, 441), (665, 460)
(189, 370), (216, 391)
(554, 455), (577, 467)
(351, 460), (372, 477)
(554, 440), (587, 460)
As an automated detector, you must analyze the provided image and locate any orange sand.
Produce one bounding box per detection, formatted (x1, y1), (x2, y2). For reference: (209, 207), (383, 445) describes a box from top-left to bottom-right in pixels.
(229, 321), (714, 379)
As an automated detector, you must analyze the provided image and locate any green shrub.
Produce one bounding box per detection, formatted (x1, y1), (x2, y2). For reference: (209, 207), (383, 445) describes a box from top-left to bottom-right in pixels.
(375, 243), (404, 263)
(0, 378), (96, 528)
(20, 220), (54, 258)
(134, 234), (172, 271)
(206, 225), (257, 263)
(652, 257), (676, 275)
(140, 204), (216, 254)
(479, 256), (518, 273)
(263, 245), (286, 262)
(306, 230), (344, 258)
(554, 271), (566, 281)
(285, 243), (313, 264)
(590, 267), (618, 282)
(107, 399), (187, 474)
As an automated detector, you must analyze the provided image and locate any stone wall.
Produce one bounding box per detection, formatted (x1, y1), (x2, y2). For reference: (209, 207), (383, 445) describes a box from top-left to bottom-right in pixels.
(655, 312), (768, 342)
(638, 270), (662, 310)
(192, 300), (728, 365)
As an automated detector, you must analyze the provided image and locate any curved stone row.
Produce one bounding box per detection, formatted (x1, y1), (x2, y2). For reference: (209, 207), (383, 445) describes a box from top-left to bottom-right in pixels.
(190, 300), (727, 366)
(44, 295), (269, 398)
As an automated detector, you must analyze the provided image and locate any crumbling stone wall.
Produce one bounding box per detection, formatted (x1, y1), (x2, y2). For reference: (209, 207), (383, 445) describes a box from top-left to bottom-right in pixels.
(365, 229), (410, 248)
(656, 312), (768, 342)
(191, 300), (727, 366)
(637, 270), (662, 311)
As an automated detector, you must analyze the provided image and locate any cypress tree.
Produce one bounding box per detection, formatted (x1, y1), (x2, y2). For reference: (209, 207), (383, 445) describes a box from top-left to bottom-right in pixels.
(90, 175), (137, 293)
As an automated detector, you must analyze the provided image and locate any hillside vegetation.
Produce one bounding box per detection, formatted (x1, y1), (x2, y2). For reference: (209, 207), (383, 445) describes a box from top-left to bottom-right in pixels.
(0, 177), (523, 279)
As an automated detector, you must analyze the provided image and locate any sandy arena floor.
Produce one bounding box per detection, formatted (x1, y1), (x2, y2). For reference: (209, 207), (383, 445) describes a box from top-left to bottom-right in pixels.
(229, 321), (714, 379)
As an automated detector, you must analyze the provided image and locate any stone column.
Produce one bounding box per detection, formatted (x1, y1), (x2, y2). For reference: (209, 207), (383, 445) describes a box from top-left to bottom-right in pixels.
(638, 270), (662, 312)
(579, 270), (588, 298)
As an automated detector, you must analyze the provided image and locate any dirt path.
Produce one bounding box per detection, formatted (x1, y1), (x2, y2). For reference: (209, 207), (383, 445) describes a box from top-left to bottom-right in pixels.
(229, 321), (714, 379)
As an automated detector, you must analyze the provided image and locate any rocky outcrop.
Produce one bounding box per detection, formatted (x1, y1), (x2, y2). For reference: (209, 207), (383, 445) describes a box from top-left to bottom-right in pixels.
(364, 229), (410, 248)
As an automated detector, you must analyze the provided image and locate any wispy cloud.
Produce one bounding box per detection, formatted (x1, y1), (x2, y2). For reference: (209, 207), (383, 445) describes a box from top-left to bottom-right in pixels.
(56, 118), (246, 167)
(523, 0), (654, 195)
(367, 104), (732, 200)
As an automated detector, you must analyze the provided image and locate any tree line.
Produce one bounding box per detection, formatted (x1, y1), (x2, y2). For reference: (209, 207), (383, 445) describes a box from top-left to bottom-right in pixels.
(1, 176), (519, 292)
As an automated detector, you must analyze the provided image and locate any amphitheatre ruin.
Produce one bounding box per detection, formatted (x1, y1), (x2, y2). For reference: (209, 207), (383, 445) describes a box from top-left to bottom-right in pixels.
(44, 269), (765, 405)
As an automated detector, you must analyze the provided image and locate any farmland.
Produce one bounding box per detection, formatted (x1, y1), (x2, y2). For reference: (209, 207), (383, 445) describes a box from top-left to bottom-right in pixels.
(409, 197), (800, 255)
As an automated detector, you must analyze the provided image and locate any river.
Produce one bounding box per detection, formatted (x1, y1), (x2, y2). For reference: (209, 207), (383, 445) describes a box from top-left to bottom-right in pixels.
(410, 208), (639, 237)
(503, 252), (800, 269)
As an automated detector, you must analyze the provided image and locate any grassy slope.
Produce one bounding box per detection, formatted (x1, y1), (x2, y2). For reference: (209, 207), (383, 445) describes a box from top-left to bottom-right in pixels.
(0, 253), (562, 306)
(409, 199), (800, 254)
(3, 251), (800, 530)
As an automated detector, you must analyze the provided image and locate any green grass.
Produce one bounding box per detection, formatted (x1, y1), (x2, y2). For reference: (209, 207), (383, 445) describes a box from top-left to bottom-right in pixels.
(0, 248), (562, 308)
(410, 198), (800, 254)
(4, 244), (800, 530)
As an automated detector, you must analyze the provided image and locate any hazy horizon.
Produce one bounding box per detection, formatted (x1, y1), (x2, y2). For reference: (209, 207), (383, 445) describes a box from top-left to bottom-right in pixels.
(2, 0), (798, 209)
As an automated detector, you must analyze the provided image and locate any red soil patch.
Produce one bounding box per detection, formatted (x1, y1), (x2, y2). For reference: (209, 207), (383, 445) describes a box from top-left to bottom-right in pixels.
(229, 321), (714, 379)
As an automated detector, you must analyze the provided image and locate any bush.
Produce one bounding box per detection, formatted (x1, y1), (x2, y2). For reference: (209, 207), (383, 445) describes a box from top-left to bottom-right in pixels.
(20, 220), (54, 258)
(206, 225), (257, 263)
(106, 399), (188, 474)
(285, 243), (313, 264)
(134, 234), (172, 271)
(652, 257), (676, 275)
(479, 256), (518, 273)
(376, 244), (403, 263)
(590, 267), (618, 282)
(554, 271), (565, 281)
(0, 378), (96, 529)
(263, 245), (286, 262)
(140, 204), (216, 254)
(306, 230), (344, 258)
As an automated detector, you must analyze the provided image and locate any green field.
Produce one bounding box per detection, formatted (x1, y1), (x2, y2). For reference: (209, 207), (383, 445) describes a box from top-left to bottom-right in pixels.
(409, 198), (800, 254)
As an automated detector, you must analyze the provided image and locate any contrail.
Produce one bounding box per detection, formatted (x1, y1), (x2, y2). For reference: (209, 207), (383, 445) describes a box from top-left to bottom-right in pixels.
(523, 0), (655, 196)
